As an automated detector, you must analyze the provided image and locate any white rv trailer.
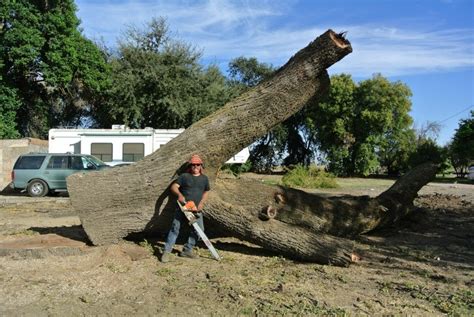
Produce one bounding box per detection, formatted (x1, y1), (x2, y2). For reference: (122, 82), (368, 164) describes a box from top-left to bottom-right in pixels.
(48, 125), (250, 165)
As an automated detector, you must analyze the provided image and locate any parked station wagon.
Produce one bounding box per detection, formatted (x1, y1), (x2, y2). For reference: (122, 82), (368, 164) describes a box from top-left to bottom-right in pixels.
(11, 153), (109, 197)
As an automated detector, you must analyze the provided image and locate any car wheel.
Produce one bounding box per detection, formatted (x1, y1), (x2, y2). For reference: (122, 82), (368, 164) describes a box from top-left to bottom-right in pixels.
(27, 179), (49, 197)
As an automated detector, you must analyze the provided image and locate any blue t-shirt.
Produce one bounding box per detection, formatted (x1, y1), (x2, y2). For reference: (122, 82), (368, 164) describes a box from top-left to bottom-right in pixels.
(176, 173), (210, 205)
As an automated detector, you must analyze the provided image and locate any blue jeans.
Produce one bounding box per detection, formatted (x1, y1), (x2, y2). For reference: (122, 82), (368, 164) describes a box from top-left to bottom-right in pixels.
(164, 209), (204, 253)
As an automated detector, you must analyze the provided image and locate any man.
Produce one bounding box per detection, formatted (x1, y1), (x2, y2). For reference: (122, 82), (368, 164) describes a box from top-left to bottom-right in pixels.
(161, 154), (210, 263)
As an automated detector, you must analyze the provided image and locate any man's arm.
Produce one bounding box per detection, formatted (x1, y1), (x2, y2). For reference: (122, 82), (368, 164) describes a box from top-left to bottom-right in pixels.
(170, 182), (185, 203)
(198, 190), (209, 211)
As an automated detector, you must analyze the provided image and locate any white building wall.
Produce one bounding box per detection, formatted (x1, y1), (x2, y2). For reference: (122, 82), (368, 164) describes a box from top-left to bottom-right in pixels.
(152, 129), (185, 151)
(48, 129), (82, 153)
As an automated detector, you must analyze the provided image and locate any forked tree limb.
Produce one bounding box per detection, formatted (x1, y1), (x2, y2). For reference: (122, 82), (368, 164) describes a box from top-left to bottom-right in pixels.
(238, 162), (439, 238)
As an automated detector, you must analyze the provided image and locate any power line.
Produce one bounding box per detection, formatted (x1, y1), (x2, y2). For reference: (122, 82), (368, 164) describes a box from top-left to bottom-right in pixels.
(436, 105), (473, 124)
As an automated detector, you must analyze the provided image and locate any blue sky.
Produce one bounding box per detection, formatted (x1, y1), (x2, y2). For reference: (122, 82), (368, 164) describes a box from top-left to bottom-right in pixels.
(75, 0), (474, 145)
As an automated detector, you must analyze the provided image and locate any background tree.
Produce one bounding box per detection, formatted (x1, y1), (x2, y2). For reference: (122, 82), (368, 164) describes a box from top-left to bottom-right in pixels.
(309, 74), (356, 174)
(408, 139), (445, 169)
(406, 121), (446, 173)
(378, 128), (416, 176)
(449, 110), (474, 177)
(95, 18), (233, 129)
(0, 0), (110, 138)
(0, 83), (21, 138)
(312, 74), (415, 176)
(228, 57), (275, 91)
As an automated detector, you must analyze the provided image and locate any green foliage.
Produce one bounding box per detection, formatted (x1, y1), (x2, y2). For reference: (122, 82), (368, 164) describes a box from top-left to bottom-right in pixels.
(230, 67), (415, 175)
(310, 74), (355, 173)
(228, 57), (296, 172)
(449, 110), (474, 177)
(0, 0), (110, 138)
(312, 74), (415, 176)
(408, 139), (445, 167)
(411, 121), (448, 165)
(378, 125), (417, 175)
(281, 165), (338, 189)
(96, 17), (233, 129)
(228, 56), (275, 89)
(0, 84), (21, 138)
(220, 161), (253, 176)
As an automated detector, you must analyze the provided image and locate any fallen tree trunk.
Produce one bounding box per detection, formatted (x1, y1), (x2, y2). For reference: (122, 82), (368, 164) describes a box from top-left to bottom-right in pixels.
(235, 162), (439, 238)
(205, 179), (355, 266)
(66, 30), (435, 266)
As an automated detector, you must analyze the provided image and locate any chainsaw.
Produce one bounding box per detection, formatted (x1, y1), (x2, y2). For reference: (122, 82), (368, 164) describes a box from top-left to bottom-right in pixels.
(177, 200), (221, 261)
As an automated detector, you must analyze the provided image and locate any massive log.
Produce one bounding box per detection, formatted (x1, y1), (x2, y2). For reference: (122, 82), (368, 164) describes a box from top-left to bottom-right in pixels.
(244, 162), (439, 238)
(66, 30), (435, 266)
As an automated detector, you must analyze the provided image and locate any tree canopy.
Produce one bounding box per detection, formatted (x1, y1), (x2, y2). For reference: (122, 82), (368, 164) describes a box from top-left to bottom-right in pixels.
(449, 110), (474, 177)
(239, 71), (416, 176)
(311, 74), (415, 176)
(94, 17), (234, 129)
(0, 0), (110, 138)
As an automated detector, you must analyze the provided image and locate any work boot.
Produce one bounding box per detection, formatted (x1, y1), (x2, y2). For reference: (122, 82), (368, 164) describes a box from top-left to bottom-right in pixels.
(179, 249), (198, 259)
(161, 252), (172, 263)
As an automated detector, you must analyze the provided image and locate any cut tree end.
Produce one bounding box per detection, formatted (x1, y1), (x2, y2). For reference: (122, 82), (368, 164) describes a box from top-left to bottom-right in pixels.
(351, 253), (361, 263)
(259, 205), (278, 220)
(329, 30), (351, 49)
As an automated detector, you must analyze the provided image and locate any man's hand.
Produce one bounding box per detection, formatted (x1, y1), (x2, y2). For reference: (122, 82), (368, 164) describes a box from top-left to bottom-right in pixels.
(197, 191), (210, 211)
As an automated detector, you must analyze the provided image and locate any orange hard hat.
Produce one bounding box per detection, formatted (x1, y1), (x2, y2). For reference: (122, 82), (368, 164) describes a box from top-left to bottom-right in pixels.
(189, 154), (203, 165)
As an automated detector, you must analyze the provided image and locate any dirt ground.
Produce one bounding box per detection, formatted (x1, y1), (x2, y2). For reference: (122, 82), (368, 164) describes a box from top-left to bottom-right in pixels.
(0, 177), (472, 316)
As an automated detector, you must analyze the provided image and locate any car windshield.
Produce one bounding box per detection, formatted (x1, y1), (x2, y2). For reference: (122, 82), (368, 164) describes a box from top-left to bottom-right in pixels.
(85, 155), (108, 167)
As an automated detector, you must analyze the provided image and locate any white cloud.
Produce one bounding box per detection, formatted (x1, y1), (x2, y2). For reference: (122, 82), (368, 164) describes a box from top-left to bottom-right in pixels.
(333, 26), (474, 76)
(76, 0), (474, 77)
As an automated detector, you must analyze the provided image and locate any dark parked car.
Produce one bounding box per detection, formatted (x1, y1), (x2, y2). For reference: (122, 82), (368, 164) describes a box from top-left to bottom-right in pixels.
(11, 153), (109, 197)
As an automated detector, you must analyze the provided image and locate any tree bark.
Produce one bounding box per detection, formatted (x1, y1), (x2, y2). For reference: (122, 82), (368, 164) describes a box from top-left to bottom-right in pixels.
(67, 29), (423, 267)
(250, 162), (439, 238)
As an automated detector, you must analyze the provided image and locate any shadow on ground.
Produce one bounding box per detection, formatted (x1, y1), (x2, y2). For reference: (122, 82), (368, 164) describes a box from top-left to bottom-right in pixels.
(30, 225), (91, 245)
(357, 196), (474, 274)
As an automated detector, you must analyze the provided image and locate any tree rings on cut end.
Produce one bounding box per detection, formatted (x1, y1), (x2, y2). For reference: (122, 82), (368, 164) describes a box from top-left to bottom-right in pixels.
(274, 192), (286, 205)
(259, 205), (278, 221)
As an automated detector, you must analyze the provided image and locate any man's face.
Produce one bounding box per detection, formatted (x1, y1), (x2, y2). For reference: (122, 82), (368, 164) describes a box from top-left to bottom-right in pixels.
(191, 163), (201, 175)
